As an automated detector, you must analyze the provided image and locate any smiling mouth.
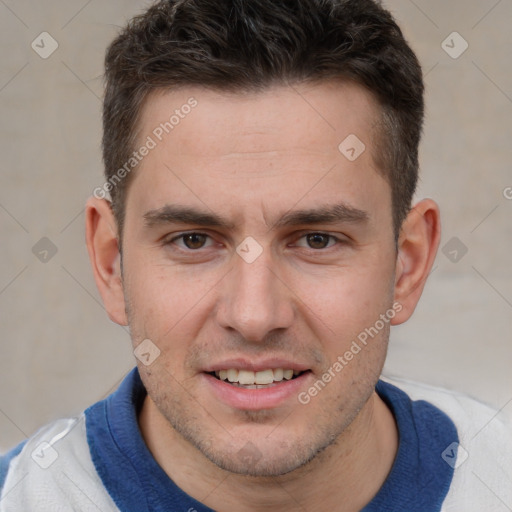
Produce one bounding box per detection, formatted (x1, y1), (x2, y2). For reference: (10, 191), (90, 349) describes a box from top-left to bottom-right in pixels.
(207, 368), (308, 389)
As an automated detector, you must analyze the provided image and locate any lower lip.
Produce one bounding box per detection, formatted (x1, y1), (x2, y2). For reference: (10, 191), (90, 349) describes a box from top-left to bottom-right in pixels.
(202, 372), (311, 410)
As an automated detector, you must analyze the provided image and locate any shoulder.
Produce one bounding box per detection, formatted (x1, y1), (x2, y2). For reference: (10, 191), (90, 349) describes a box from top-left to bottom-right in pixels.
(0, 414), (119, 512)
(383, 376), (512, 512)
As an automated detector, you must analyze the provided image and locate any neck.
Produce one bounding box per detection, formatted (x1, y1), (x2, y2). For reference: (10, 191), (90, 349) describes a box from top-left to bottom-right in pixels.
(139, 391), (397, 512)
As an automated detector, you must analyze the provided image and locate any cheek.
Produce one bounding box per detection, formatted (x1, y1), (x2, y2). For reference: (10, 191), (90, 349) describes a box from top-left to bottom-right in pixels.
(292, 261), (395, 340)
(122, 254), (221, 349)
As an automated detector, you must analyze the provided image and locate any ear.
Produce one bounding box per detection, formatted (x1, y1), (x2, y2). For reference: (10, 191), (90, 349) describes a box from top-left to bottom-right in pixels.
(85, 197), (128, 326)
(391, 199), (440, 325)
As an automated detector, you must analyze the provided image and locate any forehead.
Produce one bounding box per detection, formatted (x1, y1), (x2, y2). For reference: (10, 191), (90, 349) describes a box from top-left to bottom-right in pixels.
(139, 80), (380, 157)
(126, 81), (390, 229)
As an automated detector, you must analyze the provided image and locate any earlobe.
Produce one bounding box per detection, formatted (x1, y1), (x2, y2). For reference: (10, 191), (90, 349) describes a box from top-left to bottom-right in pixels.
(85, 197), (128, 326)
(391, 199), (441, 325)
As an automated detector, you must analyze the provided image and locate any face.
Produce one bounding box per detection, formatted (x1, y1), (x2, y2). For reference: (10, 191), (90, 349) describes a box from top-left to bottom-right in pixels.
(120, 81), (398, 476)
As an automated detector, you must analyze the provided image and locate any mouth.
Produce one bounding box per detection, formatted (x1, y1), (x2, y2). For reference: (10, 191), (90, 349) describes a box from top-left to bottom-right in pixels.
(207, 368), (308, 389)
(203, 365), (312, 410)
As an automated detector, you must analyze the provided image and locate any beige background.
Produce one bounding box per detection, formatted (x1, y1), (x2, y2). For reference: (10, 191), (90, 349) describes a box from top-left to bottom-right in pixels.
(1, 0), (511, 452)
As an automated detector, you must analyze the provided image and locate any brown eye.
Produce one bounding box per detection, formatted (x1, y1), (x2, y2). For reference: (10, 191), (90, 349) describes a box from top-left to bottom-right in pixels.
(182, 233), (208, 249)
(306, 233), (332, 249)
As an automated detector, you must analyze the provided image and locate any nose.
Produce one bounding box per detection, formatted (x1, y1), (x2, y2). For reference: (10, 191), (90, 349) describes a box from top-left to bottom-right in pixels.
(216, 248), (295, 343)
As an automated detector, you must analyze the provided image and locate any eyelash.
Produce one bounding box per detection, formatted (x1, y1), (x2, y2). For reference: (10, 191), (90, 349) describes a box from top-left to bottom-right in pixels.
(166, 231), (344, 251)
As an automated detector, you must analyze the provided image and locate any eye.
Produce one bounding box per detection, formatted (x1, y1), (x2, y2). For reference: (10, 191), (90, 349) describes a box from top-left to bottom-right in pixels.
(169, 232), (213, 250)
(295, 232), (339, 250)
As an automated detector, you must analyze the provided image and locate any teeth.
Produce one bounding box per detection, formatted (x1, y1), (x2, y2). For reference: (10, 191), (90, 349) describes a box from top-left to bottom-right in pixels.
(283, 369), (293, 380)
(273, 368), (284, 381)
(214, 368), (301, 385)
(227, 369), (239, 382)
(238, 370), (255, 385)
(255, 369), (274, 385)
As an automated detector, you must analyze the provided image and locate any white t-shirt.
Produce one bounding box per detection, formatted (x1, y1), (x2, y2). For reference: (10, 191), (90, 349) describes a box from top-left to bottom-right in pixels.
(1, 369), (510, 511)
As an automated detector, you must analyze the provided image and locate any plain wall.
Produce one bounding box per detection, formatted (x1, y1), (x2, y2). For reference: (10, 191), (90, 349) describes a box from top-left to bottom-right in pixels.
(1, 0), (511, 451)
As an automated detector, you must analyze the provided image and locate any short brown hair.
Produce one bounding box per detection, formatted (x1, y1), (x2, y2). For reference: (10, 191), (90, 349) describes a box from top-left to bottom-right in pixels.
(102, 0), (424, 239)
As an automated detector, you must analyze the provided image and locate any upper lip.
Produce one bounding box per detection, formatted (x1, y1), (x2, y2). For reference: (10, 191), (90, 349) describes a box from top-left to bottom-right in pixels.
(203, 358), (311, 373)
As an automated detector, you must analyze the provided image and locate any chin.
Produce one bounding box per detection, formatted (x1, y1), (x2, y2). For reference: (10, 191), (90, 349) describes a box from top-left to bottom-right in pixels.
(200, 442), (319, 477)
(178, 422), (338, 478)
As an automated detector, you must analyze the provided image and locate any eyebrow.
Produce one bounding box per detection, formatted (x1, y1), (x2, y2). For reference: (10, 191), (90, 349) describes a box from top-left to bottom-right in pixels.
(144, 205), (235, 229)
(143, 202), (369, 230)
(274, 203), (368, 228)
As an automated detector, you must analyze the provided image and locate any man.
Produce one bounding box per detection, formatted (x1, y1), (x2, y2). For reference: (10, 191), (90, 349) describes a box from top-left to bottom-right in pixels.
(1, 0), (510, 510)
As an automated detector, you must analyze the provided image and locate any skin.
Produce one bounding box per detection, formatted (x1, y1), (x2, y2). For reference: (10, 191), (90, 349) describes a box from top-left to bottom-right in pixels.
(86, 81), (440, 511)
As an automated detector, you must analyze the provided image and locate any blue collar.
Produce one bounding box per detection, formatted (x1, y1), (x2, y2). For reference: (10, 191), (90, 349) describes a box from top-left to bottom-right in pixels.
(86, 368), (457, 511)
